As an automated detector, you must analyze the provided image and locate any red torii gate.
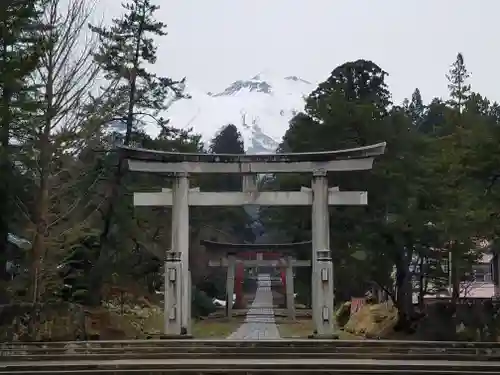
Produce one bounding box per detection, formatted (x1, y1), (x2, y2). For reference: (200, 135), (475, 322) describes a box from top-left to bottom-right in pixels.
(234, 250), (285, 305)
(202, 240), (311, 307)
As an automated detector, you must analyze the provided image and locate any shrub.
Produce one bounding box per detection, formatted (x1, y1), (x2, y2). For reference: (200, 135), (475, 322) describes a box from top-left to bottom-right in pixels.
(191, 287), (216, 318)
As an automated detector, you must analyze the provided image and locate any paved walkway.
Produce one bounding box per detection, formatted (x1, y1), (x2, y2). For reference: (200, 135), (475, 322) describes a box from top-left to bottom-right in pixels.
(227, 274), (281, 340)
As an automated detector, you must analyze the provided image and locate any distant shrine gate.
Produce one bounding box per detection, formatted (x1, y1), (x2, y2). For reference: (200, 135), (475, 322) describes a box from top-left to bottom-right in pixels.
(203, 239), (312, 319)
(121, 142), (386, 338)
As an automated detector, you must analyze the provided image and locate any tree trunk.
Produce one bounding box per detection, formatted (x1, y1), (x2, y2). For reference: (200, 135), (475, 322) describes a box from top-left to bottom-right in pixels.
(394, 247), (414, 332)
(31, 144), (50, 304)
(0, 85), (11, 288)
(30, 33), (55, 304)
(89, 40), (142, 306)
(418, 256), (425, 309)
(450, 244), (460, 305)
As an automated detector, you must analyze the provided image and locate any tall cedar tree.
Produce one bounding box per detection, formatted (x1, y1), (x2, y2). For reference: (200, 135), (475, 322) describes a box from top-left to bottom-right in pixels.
(204, 124), (253, 242)
(208, 124), (244, 191)
(443, 52), (477, 303)
(406, 88), (425, 128)
(88, 0), (186, 303)
(446, 53), (471, 113)
(272, 60), (425, 329)
(0, 0), (45, 283)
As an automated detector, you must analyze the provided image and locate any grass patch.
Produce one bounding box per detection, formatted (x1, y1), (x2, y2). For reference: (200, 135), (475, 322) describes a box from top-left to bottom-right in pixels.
(119, 307), (242, 339)
(277, 319), (313, 338)
(192, 319), (243, 338)
(277, 319), (363, 339)
(1, 302), (243, 340)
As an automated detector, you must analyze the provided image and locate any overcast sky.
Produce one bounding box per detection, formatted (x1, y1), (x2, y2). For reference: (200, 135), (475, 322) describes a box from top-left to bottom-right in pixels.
(101, 0), (498, 104)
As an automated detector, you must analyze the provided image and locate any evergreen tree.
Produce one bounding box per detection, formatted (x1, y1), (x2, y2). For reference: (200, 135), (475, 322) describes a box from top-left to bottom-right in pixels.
(200, 124), (252, 241)
(210, 124), (245, 154)
(303, 60), (391, 149)
(465, 92), (491, 117)
(0, 0), (45, 283)
(307, 59), (391, 123)
(208, 124), (244, 191)
(407, 88), (425, 128)
(89, 0), (186, 144)
(446, 52), (471, 112)
(87, 0), (188, 303)
(266, 60), (395, 304)
(418, 98), (448, 135)
(266, 60), (442, 329)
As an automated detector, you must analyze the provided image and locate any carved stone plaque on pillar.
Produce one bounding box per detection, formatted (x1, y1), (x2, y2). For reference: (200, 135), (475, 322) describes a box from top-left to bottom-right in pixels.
(164, 252), (182, 335)
(311, 249), (337, 338)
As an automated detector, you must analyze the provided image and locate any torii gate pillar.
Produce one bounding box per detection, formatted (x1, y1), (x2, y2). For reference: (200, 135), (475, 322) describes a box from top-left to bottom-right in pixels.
(168, 172), (191, 336)
(311, 170), (335, 337)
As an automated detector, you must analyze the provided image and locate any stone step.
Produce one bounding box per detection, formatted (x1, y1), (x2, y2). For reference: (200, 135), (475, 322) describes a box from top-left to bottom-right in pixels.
(3, 351), (500, 362)
(0, 369), (495, 375)
(1, 358), (500, 373)
(1, 346), (499, 355)
(4, 339), (500, 348)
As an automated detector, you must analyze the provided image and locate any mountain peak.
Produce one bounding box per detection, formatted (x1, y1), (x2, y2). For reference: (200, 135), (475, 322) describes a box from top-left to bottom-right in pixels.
(284, 75), (311, 84)
(144, 72), (314, 154)
(249, 69), (282, 83)
(214, 71), (311, 98)
(214, 79), (272, 97)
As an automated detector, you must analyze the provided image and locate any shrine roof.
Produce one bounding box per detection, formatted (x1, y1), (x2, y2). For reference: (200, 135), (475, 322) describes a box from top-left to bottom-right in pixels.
(118, 142), (386, 164)
(200, 239), (311, 251)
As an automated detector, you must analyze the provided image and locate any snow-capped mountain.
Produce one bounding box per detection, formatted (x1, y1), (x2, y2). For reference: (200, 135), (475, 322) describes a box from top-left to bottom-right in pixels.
(146, 71), (314, 153)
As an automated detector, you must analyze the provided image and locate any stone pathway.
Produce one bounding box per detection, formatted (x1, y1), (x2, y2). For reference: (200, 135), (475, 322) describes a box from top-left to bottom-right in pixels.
(227, 274), (281, 340)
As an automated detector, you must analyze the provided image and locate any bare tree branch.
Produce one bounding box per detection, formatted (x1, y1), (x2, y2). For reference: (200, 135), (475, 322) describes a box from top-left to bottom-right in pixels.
(22, 0), (106, 303)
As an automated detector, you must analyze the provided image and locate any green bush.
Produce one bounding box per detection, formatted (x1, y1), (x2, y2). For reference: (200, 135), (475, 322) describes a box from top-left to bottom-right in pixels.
(197, 273), (226, 300)
(191, 287), (216, 318)
(294, 280), (311, 307)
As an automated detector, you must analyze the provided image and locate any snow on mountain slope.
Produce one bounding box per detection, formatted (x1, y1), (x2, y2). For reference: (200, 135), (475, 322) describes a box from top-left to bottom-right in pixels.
(145, 71), (314, 153)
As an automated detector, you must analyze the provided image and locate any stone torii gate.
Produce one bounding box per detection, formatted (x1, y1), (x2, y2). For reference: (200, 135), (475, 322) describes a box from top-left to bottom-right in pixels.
(202, 239), (312, 320)
(120, 142), (386, 338)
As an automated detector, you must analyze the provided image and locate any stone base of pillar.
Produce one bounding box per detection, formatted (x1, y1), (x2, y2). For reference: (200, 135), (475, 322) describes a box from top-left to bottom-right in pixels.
(312, 251), (336, 336)
(307, 332), (339, 339)
(185, 270), (192, 335)
(158, 334), (194, 340)
(164, 255), (182, 336)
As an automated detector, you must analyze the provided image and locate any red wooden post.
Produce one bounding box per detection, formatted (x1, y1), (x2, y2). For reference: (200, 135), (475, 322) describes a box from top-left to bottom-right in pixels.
(280, 269), (286, 288)
(234, 263), (244, 307)
(280, 268), (286, 299)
